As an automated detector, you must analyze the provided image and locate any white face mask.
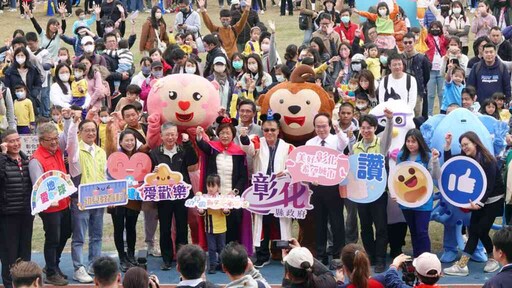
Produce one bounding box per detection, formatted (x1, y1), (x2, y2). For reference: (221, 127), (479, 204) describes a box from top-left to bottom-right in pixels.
(248, 63), (258, 73)
(261, 43), (270, 52)
(275, 75), (285, 82)
(155, 12), (162, 19)
(75, 71), (84, 79)
(59, 73), (70, 82)
(59, 55), (68, 62)
(104, 27), (114, 34)
(16, 56), (26, 65)
(100, 116), (109, 123)
(185, 66), (196, 74)
(15, 91), (26, 99)
(214, 65), (226, 73)
(453, 7), (462, 14)
(83, 44), (95, 53)
(378, 9), (387, 16)
(52, 116), (60, 123)
(356, 104), (367, 110)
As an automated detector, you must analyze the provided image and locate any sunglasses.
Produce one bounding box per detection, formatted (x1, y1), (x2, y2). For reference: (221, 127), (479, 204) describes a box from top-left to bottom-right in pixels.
(403, 41), (414, 45)
(263, 128), (277, 132)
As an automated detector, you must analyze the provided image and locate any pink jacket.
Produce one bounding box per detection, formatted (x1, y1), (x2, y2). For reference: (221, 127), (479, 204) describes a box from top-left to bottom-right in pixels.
(140, 76), (155, 112)
(86, 71), (106, 110)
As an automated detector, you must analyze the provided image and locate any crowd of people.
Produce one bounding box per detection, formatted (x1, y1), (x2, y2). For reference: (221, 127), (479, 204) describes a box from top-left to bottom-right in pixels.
(0, 0), (512, 287)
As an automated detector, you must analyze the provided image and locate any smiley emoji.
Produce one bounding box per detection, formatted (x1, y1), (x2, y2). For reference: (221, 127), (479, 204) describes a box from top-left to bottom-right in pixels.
(145, 164), (183, 186)
(390, 162), (433, 207)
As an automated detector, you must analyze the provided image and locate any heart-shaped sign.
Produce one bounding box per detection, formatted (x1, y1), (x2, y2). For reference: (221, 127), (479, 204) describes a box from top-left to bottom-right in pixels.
(107, 152), (152, 182)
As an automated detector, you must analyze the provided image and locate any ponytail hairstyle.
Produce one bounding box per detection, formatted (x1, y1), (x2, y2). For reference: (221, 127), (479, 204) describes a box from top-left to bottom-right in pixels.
(341, 244), (371, 288)
(284, 261), (316, 288)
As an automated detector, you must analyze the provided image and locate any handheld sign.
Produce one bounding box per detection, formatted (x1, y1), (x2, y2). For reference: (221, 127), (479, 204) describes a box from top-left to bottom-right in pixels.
(242, 173), (313, 219)
(137, 164), (192, 201)
(31, 170), (77, 215)
(185, 192), (250, 210)
(20, 135), (39, 157)
(107, 152), (152, 200)
(439, 156), (487, 208)
(341, 153), (387, 203)
(285, 146), (349, 186)
(388, 161), (434, 208)
(78, 180), (129, 210)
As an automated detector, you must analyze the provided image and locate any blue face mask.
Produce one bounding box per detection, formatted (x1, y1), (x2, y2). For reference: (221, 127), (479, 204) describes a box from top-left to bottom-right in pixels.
(142, 66), (151, 76)
(153, 70), (163, 78)
(341, 16), (350, 24)
(232, 60), (243, 70)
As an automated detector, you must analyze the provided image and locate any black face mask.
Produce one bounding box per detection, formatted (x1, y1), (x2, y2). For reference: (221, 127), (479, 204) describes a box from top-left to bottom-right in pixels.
(180, 8), (188, 14)
(431, 29), (441, 36)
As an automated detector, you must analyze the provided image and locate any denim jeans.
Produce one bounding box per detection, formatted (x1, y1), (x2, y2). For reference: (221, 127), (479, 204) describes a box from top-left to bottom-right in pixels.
(71, 198), (104, 270)
(207, 233), (226, 267)
(40, 85), (50, 117)
(303, 28), (313, 45)
(403, 210), (431, 257)
(130, 0), (143, 11)
(427, 70), (444, 116)
(10, 0), (16, 9)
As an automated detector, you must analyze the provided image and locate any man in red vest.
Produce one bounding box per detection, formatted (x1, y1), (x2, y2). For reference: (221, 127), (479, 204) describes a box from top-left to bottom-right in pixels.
(28, 108), (76, 286)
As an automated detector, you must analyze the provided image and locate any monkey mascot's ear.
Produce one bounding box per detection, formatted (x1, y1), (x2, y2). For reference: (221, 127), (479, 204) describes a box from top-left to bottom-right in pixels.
(290, 65), (316, 83)
(216, 116), (239, 126)
(259, 109), (282, 122)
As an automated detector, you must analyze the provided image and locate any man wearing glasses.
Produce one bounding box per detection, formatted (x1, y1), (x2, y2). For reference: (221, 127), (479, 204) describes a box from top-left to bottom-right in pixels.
(305, 112), (348, 269)
(239, 110), (294, 268)
(28, 108), (76, 286)
(403, 32), (431, 118)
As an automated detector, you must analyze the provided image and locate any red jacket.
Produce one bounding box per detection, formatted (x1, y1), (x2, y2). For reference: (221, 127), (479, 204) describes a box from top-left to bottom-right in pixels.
(32, 146), (70, 213)
(425, 34), (448, 62)
(347, 279), (384, 288)
(334, 22), (364, 45)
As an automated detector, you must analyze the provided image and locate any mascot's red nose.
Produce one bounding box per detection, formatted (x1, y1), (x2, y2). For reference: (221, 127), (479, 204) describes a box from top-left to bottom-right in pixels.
(179, 101), (191, 111)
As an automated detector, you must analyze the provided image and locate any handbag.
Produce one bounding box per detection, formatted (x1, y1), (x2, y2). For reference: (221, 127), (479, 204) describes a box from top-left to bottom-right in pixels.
(195, 30), (205, 53)
(154, 28), (167, 51)
(299, 13), (310, 31)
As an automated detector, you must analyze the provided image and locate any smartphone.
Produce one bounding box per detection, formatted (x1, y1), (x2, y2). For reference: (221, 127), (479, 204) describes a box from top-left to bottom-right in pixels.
(331, 259), (343, 270)
(271, 240), (291, 249)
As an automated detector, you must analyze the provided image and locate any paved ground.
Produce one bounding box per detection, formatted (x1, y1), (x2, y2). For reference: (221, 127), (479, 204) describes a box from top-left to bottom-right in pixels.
(0, 252), (498, 286)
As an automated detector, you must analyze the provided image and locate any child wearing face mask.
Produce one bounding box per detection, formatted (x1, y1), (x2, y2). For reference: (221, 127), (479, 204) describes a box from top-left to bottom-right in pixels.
(51, 105), (64, 133)
(13, 84), (35, 135)
(365, 44), (381, 80)
(72, 8), (97, 37)
(260, 20), (278, 74)
(105, 39), (134, 98)
(70, 63), (89, 108)
(355, 93), (371, 116)
(353, 0), (399, 49)
(471, 1), (497, 39)
(97, 106), (110, 149)
(243, 26), (262, 56)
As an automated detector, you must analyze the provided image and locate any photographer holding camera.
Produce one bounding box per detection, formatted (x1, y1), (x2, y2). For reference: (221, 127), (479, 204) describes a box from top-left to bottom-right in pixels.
(384, 253), (442, 288)
(122, 267), (160, 288)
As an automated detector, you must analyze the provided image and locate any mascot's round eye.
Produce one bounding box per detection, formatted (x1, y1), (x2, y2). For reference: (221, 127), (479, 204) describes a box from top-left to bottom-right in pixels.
(193, 92), (203, 101)
(279, 99), (284, 104)
(156, 176), (160, 180)
(168, 91), (178, 100)
(409, 168), (415, 174)
(398, 175), (405, 182)
(395, 116), (403, 125)
(306, 100), (311, 105)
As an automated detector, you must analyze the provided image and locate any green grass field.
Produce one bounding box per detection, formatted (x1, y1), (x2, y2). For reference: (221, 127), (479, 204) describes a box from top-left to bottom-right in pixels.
(0, 3), (452, 254)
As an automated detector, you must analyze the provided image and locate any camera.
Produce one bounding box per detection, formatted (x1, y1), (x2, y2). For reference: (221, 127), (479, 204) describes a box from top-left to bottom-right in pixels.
(401, 260), (417, 286)
(271, 240), (291, 249)
(330, 259), (343, 270)
(137, 249), (148, 270)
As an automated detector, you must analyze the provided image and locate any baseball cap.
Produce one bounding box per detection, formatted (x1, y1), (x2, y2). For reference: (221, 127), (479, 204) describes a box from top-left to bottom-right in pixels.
(151, 61), (163, 69)
(351, 53), (366, 63)
(283, 247), (314, 269)
(413, 252), (442, 277)
(81, 36), (95, 46)
(231, 0), (240, 5)
(213, 56), (227, 65)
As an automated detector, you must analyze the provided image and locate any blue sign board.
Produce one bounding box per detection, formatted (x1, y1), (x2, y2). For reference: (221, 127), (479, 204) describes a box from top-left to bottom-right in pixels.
(78, 180), (129, 210)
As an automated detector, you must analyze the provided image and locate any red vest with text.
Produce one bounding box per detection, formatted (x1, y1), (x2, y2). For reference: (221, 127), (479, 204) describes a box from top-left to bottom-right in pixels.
(32, 146), (70, 213)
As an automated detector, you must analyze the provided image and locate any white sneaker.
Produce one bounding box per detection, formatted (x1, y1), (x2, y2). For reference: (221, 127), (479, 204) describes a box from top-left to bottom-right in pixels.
(444, 263), (469, 276)
(470, 8), (475, 13)
(484, 259), (500, 273)
(148, 245), (161, 257)
(73, 266), (93, 283)
(8, 8), (16, 12)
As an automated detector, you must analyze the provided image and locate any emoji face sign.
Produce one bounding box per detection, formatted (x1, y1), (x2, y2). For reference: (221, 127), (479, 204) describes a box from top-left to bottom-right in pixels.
(107, 152), (152, 182)
(144, 164), (183, 186)
(147, 74), (220, 130)
(388, 161), (433, 208)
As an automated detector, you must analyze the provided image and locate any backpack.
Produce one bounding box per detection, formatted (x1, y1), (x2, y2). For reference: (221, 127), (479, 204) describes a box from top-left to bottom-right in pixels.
(383, 73), (412, 102)
(473, 60), (506, 77)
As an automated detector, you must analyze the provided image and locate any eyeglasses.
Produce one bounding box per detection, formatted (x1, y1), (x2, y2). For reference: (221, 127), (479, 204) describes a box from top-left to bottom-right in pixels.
(42, 137), (59, 143)
(263, 128), (277, 132)
(81, 129), (97, 134)
(315, 124), (330, 129)
(403, 41), (414, 45)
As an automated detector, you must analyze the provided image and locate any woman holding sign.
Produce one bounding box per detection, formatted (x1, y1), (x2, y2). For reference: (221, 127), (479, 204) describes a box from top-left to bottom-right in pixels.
(443, 131), (505, 276)
(0, 130), (34, 288)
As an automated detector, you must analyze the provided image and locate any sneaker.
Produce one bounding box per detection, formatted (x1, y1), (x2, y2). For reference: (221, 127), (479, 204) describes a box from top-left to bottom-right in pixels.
(9, 8), (16, 12)
(43, 267), (68, 279)
(119, 258), (134, 273)
(0, 10), (3, 14)
(160, 262), (172, 271)
(484, 259), (500, 273)
(127, 254), (138, 266)
(148, 245), (161, 257)
(444, 263), (469, 276)
(73, 267), (93, 283)
(470, 8), (475, 13)
(374, 262), (386, 273)
(254, 259), (271, 268)
(259, 10), (264, 14)
(45, 273), (68, 286)
(87, 265), (95, 276)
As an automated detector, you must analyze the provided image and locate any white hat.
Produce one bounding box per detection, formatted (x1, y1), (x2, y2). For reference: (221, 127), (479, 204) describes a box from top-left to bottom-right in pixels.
(351, 53), (366, 63)
(81, 36), (95, 46)
(413, 253), (442, 277)
(213, 56), (227, 65)
(231, 0), (240, 5)
(283, 247), (314, 269)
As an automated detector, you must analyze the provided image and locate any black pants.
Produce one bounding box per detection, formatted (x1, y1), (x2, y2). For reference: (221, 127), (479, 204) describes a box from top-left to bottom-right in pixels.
(312, 185), (345, 260)
(387, 222), (407, 259)
(256, 0), (266, 10)
(280, 0), (292, 15)
(19, 0), (32, 14)
(39, 208), (71, 276)
(255, 215), (280, 262)
(0, 214), (34, 288)
(111, 207), (139, 259)
(465, 199), (504, 255)
(59, 0), (72, 13)
(157, 199), (188, 264)
(357, 193), (388, 264)
(226, 208), (242, 244)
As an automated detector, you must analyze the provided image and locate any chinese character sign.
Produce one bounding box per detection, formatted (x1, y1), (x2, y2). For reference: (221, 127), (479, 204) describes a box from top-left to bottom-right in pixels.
(185, 192), (250, 210)
(340, 154), (387, 204)
(20, 135), (39, 157)
(388, 161), (434, 208)
(285, 146), (349, 186)
(242, 173), (313, 219)
(31, 170), (77, 215)
(78, 180), (129, 210)
(137, 164), (192, 201)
